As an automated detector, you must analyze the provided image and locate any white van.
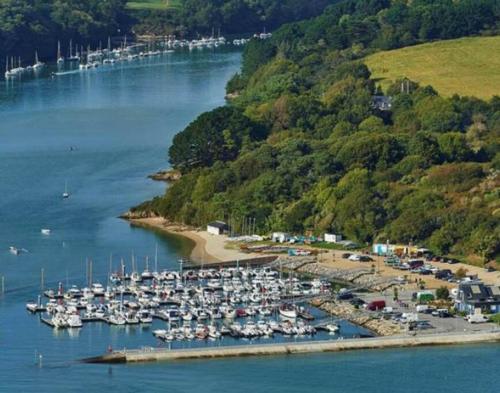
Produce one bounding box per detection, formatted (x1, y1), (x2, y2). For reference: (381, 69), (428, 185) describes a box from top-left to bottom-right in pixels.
(467, 314), (489, 324)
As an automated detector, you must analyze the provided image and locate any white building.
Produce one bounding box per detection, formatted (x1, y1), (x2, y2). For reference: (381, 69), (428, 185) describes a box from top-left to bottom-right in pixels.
(207, 221), (229, 236)
(324, 233), (342, 243)
(272, 232), (290, 243)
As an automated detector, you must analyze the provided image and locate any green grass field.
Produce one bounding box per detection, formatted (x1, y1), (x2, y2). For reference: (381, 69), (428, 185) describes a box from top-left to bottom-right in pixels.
(364, 36), (500, 99)
(126, 0), (181, 10)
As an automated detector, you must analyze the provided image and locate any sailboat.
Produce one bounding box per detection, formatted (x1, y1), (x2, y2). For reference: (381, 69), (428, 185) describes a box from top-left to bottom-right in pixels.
(62, 181), (70, 199)
(33, 51), (44, 70)
(103, 37), (115, 64)
(5, 58), (14, 79)
(57, 41), (64, 64)
(68, 40), (80, 62)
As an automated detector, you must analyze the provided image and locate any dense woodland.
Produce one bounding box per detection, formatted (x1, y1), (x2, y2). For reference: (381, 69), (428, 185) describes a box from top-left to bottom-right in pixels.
(136, 0), (500, 265)
(133, 0), (336, 36)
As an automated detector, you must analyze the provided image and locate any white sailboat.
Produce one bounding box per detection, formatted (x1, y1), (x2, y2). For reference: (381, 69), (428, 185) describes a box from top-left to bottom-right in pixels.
(33, 51), (44, 70)
(5, 58), (14, 79)
(57, 41), (64, 64)
(68, 40), (80, 62)
(62, 181), (70, 198)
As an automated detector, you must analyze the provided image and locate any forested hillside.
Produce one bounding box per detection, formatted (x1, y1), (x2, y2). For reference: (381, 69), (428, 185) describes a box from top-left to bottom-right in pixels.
(132, 0), (336, 36)
(140, 0), (500, 264)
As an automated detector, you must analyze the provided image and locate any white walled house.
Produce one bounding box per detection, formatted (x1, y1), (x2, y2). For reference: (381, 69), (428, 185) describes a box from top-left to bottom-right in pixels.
(324, 233), (342, 243)
(207, 221), (229, 235)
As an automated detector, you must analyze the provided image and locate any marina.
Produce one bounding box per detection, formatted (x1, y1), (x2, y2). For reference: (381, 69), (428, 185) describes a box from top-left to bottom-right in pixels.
(26, 262), (354, 345)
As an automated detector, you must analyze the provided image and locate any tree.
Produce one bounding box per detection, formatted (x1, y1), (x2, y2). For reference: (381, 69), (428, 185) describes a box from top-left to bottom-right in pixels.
(436, 286), (450, 300)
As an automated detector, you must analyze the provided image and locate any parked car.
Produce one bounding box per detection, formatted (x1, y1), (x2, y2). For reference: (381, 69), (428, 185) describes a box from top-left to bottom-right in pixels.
(467, 314), (489, 324)
(359, 255), (374, 262)
(350, 297), (366, 306)
(447, 258), (459, 264)
(419, 268), (432, 275)
(337, 291), (354, 300)
(341, 253), (352, 259)
(348, 254), (361, 261)
(435, 269), (452, 280)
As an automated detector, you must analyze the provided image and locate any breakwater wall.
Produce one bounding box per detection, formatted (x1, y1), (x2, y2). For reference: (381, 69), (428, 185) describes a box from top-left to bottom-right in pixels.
(84, 330), (500, 364)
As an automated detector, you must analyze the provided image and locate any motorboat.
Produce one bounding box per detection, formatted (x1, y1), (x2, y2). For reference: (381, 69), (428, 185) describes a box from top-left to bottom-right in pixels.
(67, 314), (83, 328)
(279, 304), (298, 319)
(9, 246), (20, 255)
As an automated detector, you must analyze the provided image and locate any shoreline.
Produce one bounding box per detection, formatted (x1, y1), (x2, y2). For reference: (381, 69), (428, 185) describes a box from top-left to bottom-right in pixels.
(126, 217), (259, 264)
(84, 330), (500, 364)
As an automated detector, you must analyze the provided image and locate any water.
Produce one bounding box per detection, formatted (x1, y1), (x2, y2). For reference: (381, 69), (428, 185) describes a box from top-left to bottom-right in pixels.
(0, 50), (498, 392)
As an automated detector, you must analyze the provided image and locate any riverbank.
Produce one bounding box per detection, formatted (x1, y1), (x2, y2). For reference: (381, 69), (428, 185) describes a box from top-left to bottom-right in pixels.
(84, 330), (500, 364)
(127, 217), (259, 263)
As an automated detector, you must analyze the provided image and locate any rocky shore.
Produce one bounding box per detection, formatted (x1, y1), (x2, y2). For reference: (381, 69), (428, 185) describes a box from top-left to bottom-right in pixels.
(311, 298), (402, 336)
(148, 169), (182, 182)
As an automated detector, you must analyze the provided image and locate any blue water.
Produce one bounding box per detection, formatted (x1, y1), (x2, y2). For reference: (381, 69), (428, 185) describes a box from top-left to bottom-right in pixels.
(0, 50), (499, 392)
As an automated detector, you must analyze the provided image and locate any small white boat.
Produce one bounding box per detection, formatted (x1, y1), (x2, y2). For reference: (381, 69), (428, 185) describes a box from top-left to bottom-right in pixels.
(41, 228), (51, 235)
(9, 246), (20, 255)
(325, 323), (340, 334)
(62, 181), (70, 198)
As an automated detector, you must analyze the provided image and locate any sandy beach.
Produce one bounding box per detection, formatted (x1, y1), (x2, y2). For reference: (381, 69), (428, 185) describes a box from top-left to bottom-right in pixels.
(128, 217), (259, 263)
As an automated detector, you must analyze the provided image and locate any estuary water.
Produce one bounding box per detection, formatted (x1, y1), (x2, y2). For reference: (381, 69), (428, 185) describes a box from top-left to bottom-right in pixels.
(0, 50), (498, 392)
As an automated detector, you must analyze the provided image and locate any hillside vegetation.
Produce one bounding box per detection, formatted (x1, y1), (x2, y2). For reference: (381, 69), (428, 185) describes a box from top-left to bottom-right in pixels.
(136, 0), (500, 265)
(365, 36), (500, 100)
(127, 0), (181, 10)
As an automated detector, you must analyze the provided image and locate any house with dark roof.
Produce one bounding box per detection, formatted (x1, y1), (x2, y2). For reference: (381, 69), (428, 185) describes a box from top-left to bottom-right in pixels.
(455, 282), (500, 315)
(371, 95), (392, 111)
(207, 221), (230, 235)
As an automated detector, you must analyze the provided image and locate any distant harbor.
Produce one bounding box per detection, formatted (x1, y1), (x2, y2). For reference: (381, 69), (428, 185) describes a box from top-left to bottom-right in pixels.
(4, 32), (272, 81)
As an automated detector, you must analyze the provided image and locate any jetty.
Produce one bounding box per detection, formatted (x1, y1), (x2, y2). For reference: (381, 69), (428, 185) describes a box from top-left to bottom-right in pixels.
(83, 330), (500, 364)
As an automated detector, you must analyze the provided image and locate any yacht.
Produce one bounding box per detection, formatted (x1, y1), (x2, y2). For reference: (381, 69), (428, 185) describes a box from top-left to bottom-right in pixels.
(41, 228), (51, 235)
(108, 313), (126, 325)
(57, 41), (64, 64)
(67, 314), (83, 328)
(279, 304), (298, 319)
(33, 51), (44, 70)
(62, 181), (70, 198)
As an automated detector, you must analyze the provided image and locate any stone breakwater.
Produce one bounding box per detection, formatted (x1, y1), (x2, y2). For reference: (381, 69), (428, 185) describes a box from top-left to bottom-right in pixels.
(83, 330), (500, 364)
(311, 298), (402, 336)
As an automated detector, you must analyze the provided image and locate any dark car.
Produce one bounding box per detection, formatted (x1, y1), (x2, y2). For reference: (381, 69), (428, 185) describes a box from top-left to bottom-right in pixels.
(359, 255), (374, 262)
(419, 268), (432, 275)
(350, 297), (366, 306)
(435, 269), (452, 280)
(341, 253), (352, 259)
(337, 291), (354, 300)
(447, 258), (459, 264)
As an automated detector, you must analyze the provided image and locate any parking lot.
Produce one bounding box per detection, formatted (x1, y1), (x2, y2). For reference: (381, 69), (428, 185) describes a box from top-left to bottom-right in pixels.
(350, 290), (497, 335)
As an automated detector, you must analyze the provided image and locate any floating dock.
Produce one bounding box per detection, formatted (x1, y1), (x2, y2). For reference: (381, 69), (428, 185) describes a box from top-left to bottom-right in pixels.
(83, 330), (500, 364)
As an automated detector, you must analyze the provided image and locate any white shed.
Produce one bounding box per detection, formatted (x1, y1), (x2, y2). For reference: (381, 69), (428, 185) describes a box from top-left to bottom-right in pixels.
(272, 232), (290, 243)
(324, 233), (342, 243)
(207, 221), (229, 236)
